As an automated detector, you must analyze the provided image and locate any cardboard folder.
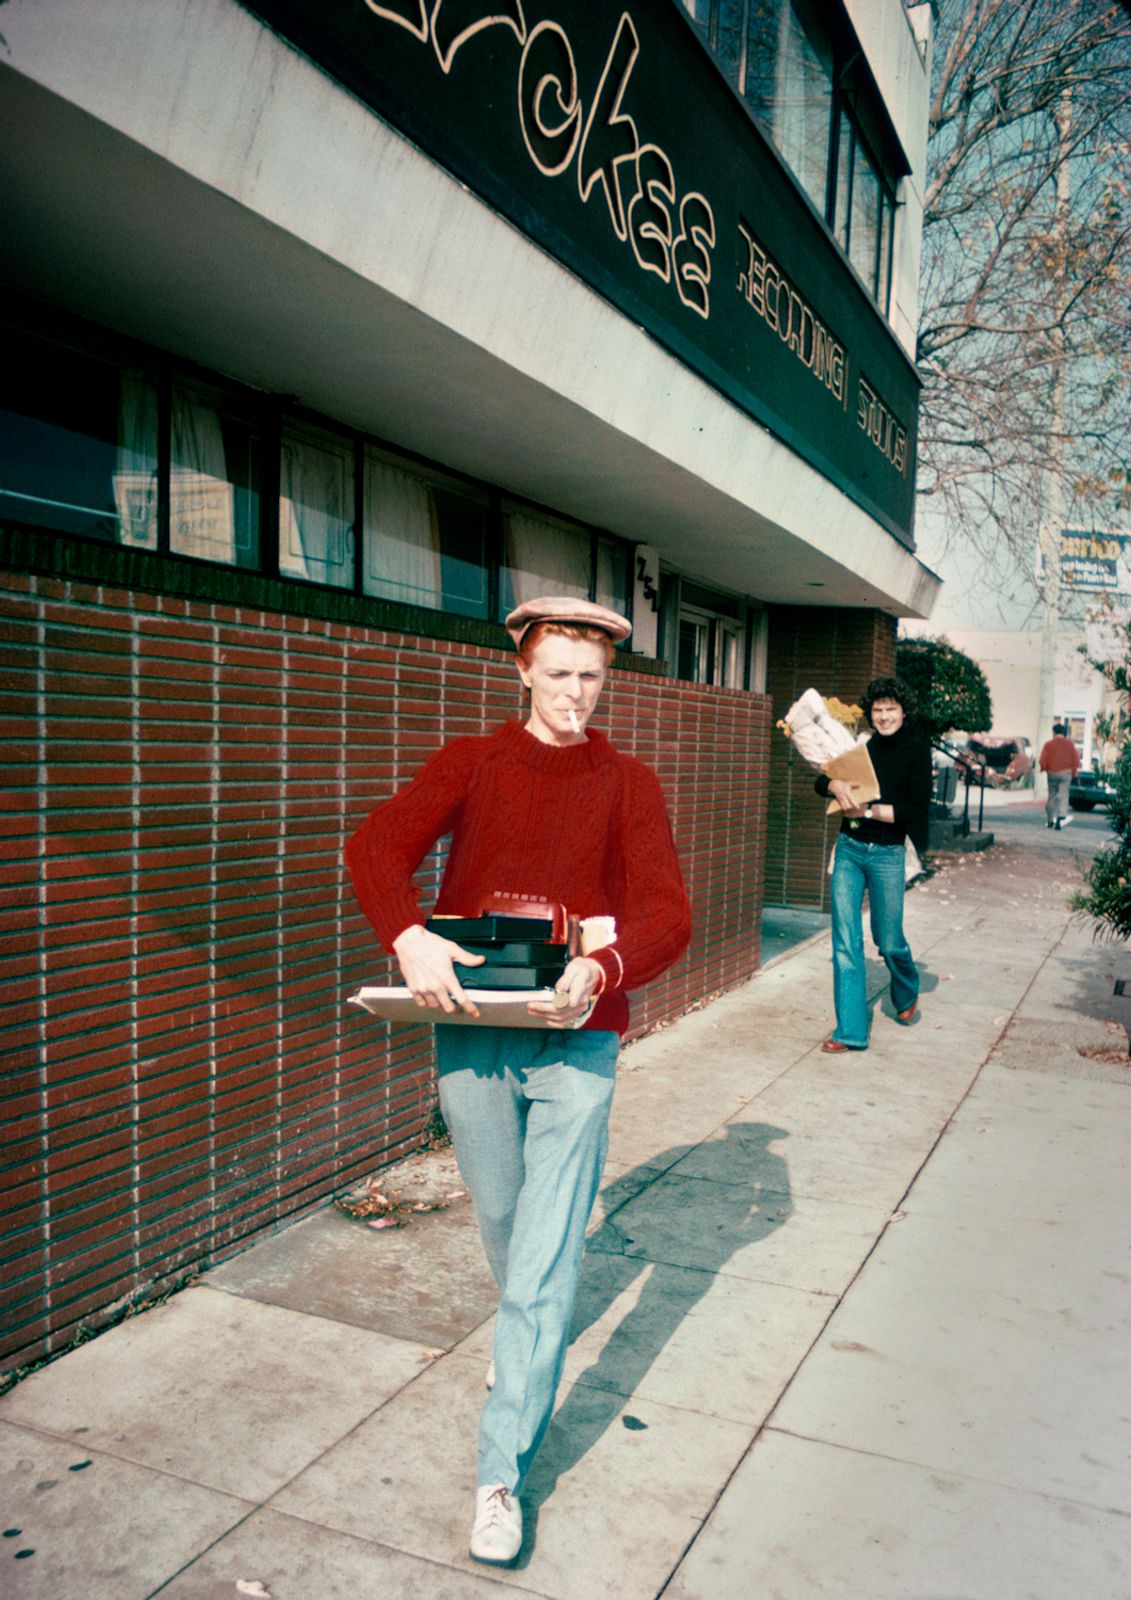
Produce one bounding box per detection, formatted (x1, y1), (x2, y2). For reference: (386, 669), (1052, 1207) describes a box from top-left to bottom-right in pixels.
(822, 741), (881, 814)
(348, 986), (593, 1029)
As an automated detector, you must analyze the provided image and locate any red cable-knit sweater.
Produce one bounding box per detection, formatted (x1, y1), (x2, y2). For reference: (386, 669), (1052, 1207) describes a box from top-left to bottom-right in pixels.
(345, 719), (691, 1035)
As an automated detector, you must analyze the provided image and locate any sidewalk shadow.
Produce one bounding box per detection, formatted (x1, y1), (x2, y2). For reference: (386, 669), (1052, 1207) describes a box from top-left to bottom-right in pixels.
(518, 1123), (792, 1551)
(874, 959), (940, 1023)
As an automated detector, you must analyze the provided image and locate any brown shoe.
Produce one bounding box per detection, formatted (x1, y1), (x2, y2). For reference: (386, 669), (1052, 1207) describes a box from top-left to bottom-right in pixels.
(897, 1004), (918, 1024)
(822, 1038), (858, 1053)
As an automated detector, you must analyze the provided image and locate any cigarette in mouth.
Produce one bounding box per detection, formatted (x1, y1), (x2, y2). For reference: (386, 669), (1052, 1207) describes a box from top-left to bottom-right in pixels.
(567, 710), (581, 734)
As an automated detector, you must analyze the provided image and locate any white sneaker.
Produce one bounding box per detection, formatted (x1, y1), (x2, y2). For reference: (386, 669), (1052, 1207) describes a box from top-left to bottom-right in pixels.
(1060, 814), (1072, 827)
(486, 1360), (495, 1390)
(470, 1483), (522, 1565)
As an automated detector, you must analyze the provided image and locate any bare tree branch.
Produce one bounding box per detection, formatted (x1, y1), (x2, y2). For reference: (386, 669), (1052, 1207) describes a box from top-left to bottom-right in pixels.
(917, 0), (1131, 595)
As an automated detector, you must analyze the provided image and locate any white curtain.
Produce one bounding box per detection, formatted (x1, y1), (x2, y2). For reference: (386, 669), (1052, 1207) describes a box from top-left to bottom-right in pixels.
(170, 387), (237, 563)
(503, 506), (590, 606)
(280, 423), (353, 587)
(363, 454), (442, 608)
(112, 368), (159, 548)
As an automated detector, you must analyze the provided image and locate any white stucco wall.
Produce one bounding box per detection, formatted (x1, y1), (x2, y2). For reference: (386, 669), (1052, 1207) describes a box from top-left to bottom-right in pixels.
(903, 623), (1115, 765)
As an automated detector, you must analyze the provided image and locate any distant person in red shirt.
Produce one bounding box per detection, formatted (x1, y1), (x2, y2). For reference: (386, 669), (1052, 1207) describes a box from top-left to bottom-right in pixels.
(1038, 723), (1081, 829)
(346, 596), (690, 1567)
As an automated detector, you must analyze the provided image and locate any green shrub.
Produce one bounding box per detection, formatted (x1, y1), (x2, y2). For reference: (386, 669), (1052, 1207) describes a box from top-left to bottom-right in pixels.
(1073, 737), (1131, 940)
(896, 636), (992, 742)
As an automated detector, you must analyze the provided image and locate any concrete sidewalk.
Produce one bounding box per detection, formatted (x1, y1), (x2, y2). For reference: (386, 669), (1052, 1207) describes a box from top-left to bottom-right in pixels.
(3, 818), (1129, 1599)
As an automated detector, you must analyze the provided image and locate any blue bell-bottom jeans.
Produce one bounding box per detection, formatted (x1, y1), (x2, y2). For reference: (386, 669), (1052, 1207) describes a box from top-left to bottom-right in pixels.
(829, 832), (919, 1048)
(435, 1024), (619, 1493)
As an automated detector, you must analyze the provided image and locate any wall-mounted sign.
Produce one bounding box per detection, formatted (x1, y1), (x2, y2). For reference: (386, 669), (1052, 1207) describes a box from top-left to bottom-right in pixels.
(243, 0), (920, 544)
(1060, 529), (1130, 592)
(632, 542), (660, 657)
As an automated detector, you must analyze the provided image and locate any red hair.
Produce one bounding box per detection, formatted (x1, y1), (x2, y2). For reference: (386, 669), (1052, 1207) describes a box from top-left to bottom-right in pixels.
(516, 620), (615, 667)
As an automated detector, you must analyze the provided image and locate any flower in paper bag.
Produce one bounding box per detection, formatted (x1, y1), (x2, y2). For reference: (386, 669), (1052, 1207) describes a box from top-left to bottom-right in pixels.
(779, 688), (859, 768)
(824, 697), (863, 731)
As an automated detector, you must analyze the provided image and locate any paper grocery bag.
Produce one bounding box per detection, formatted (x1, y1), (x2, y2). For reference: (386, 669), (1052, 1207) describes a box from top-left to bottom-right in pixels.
(822, 741), (881, 813)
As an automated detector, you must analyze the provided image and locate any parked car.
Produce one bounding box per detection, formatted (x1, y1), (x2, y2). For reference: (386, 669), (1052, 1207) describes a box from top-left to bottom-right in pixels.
(1069, 770), (1116, 812)
(955, 735), (1033, 787)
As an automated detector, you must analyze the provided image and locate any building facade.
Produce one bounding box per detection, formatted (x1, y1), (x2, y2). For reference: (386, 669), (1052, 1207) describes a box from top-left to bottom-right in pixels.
(0, 0), (939, 1370)
(906, 622), (1127, 773)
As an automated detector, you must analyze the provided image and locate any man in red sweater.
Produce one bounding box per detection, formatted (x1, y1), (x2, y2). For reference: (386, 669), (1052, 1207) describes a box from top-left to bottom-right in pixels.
(345, 596), (690, 1566)
(1038, 722), (1081, 829)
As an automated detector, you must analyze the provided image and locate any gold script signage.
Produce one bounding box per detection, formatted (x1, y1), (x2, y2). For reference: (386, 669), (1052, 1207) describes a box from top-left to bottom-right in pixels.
(244, 0), (922, 540)
(368, 3), (718, 318)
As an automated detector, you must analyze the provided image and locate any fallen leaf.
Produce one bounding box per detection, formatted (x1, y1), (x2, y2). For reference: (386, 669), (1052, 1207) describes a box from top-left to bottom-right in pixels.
(368, 1216), (405, 1230)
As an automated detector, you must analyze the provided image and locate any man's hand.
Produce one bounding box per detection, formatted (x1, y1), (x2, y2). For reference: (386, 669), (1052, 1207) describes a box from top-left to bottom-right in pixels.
(527, 956), (603, 1028)
(392, 924), (485, 1017)
(828, 778), (865, 814)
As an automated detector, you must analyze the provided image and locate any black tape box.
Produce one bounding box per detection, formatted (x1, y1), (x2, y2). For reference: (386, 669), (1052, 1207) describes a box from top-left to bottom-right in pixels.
(425, 914), (569, 990)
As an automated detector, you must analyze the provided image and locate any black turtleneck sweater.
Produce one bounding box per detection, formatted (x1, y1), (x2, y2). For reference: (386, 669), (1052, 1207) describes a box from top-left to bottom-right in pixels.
(815, 724), (932, 855)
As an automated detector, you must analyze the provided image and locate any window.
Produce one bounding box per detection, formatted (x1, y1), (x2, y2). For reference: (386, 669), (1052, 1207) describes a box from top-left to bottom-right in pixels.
(679, 0), (901, 314)
(499, 506), (633, 638)
(716, 618), (744, 687)
(678, 611), (712, 683)
(681, 0), (759, 93)
(876, 186), (894, 312)
(676, 608), (747, 686)
(279, 417), (355, 588)
(747, 606), (768, 693)
(849, 143), (881, 289)
(596, 536), (630, 618)
(666, 579), (750, 687)
(363, 448), (488, 618)
(835, 114), (896, 307)
(745, 1), (833, 214)
(2, 311), (641, 646)
(680, 0), (711, 36)
(0, 330), (158, 547)
(833, 107), (853, 251)
(170, 378), (260, 568)
(500, 501), (590, 618)
(682, 0), (833, 214)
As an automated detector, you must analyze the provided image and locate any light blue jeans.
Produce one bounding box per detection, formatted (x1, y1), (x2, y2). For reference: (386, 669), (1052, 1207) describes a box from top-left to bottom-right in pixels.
(436, 1025), (619, 1492)
(829, 832), (918, 1048)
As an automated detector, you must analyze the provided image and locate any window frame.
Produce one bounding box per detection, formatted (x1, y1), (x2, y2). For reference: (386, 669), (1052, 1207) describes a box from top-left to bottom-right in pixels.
(676, 0), (904, 317)
(662, 571), (754, 689)
(0, 301), (645, 648)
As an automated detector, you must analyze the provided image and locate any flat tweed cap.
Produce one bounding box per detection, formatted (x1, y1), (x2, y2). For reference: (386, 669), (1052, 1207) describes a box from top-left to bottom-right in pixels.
(505, 595), (632, 649)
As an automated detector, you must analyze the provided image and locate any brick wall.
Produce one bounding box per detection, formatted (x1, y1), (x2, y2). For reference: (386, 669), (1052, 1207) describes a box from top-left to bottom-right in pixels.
(763, 606), (897, 910)
(0, 569), (770, 1371)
